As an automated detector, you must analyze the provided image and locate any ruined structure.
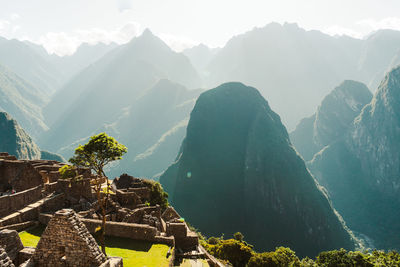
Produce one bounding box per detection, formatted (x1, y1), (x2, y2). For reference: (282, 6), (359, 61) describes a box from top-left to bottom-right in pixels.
(0, 153), (218, 266)
(32, 209), (108, 267)
(0, 246), (15, 267)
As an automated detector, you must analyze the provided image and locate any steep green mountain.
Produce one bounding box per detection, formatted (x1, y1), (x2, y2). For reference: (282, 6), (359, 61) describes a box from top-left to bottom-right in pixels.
(0, 37), (63, 96)
(205, 23), (400, 129)
(0, 111), (40, 159)
(0, 64), (48, 138)
(290, 80), (372, 161)
(309, 66), (400, 250)
(160, 82), (355, 257)
(0, 111), (64, 161)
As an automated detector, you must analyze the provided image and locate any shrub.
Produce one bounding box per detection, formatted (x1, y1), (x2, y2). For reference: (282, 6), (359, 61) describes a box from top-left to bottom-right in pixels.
(213, 239), (253, 267)
(59, 165), (78, 179)
(234, 232), (244, 242)
(142, 179), (169, 211)
(248, 247), (301, 267)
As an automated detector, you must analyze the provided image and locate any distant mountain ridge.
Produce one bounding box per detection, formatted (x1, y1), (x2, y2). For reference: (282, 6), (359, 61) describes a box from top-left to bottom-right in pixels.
(203, 23), (400, 129)
(0, 64), (49, 139)
(40, 29), (201, 155)
(160, 82), (355, 257)
(290, 80), (372, 161)
(307, 66), (400, 250)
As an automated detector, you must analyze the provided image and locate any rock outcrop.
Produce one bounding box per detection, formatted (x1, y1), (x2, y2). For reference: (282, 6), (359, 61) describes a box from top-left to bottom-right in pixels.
(160, 82), (355, 257)
(290, 80), (372, 161)
(309, 66), (400, 250)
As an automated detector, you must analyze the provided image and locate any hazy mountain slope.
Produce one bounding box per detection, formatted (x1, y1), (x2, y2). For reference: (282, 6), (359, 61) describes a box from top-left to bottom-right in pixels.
(0, 64), (48, 138)
(358, 30), (400, 90)
(0, 112), (41, 159)
(0, 37), (63, 96)
(42, 29), (201, 129)
(106, 79), (202, 178)
(205, 23), (364, 129)
(183, 44), (219, 76)
(48, 42), (118, 82)
(41, 29), (201, 154)
(160, 82), (355, 257)
(205, 23), (400, 129)
(309, 66), (400, 250)
(290, 80), (372, 161)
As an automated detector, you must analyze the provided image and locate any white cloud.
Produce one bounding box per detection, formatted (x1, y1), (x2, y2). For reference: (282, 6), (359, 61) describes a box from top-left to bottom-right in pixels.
(116, 0), (133, 12)
(159, 33), (199, 52)
(357, 17), (400, 32)
(36, 22), (141, 56)
(322, 25), (363, 39)
(10, 13), (20, 20)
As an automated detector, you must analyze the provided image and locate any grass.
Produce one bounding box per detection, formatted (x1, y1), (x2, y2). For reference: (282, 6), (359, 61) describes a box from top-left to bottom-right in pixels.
(19, 225), (172, 267)
(18, 224), (45, 247)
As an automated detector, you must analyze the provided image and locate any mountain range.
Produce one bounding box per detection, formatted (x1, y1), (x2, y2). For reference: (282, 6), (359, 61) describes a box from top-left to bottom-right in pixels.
(291, 66), (400, 250)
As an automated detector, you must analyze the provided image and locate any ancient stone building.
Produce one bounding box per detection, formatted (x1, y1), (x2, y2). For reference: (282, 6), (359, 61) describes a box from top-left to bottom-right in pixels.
(32, 209), (107, 267)
(0, 245), (15, 267)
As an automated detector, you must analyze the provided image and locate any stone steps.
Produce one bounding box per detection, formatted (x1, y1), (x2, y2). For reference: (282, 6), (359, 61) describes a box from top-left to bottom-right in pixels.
(0, 194), (61, 227)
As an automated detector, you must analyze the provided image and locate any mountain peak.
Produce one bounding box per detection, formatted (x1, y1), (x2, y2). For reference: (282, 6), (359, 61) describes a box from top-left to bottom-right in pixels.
(0, 111), (41, 159)
(160, 82), (354, 257)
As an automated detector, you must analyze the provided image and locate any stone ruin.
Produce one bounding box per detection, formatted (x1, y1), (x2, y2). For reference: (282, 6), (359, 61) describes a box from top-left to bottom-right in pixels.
(0, 153), (221, 266)
(31, 209), (114, 267)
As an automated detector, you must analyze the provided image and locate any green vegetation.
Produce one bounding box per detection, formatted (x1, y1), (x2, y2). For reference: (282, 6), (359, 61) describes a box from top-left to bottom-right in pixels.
(19, 225), (45, 247)
(19, 225), (172, 267)
(59, 165), (79, 180)
(69, 132), (127, 255)
(201, 232), (400, 267)
(142, 179), (169, 211)
(103, 236), (171, 267)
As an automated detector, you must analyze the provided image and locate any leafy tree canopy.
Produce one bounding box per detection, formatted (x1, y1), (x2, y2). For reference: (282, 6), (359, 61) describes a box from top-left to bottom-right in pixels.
(69, 132), (127, 176)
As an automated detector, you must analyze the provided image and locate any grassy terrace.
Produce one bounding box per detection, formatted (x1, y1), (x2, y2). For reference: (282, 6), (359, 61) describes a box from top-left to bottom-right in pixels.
(19, 225), (172, 267)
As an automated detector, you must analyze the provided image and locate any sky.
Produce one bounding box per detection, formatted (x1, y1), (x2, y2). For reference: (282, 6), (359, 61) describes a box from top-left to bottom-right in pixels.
(1, 0), (400, 56)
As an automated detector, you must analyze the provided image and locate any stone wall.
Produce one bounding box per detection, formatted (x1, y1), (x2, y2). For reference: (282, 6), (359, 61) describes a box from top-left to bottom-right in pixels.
(0, 160), (42, 192)
(32, 209), (107, 267)
(0, 193), (64, 227)
(0, 230), (24, 262)
(0, 185), (43, 217)
(115, 190), (141, 209)
(57, 178), (93, 201)
(0, 246), (14, 267)
(39, 213), (174, 246)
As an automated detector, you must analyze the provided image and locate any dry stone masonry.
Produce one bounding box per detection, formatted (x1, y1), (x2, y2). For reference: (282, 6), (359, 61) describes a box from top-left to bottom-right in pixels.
(32, 209), (107, 267)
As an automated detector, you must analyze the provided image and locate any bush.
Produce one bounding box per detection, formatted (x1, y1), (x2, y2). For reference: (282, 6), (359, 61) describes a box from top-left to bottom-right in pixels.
(142, 179), (169, 211)
(234, 232), (244, 242)
(212, 239), (253, 267)
(59, 165), (78, 179)
(248, 247), (301, 267)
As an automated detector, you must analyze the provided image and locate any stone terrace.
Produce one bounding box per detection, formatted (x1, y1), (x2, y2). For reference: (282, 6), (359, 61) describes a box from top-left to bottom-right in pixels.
(0, 153), (220, 266)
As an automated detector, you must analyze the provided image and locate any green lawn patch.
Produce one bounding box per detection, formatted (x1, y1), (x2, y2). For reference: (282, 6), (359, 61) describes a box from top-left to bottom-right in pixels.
(19, 224), (45, 247)
(19, 225), (172, 267)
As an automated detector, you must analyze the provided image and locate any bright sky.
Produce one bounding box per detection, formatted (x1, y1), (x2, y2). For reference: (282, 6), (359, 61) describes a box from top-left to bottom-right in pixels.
(1, 0), (400, 56)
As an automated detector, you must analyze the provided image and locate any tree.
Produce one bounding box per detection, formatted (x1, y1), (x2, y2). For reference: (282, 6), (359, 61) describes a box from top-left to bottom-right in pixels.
(233, 232), (244, 242)
(69, 132), (127, 255)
